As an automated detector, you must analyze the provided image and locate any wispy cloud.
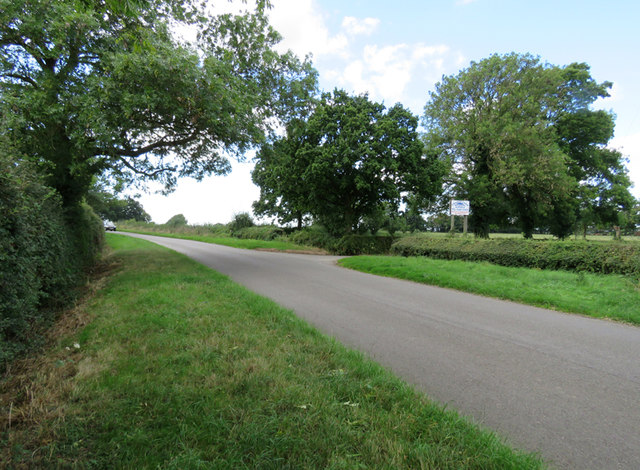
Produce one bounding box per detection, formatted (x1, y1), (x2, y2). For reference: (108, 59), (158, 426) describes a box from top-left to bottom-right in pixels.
(268, 0), (348, 58)
(342, 17), (380, 36)
(267, 0), (462, 113)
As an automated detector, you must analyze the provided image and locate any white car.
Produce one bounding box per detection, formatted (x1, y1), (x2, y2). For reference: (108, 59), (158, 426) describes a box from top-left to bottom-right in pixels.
(104, 220), (116, 231)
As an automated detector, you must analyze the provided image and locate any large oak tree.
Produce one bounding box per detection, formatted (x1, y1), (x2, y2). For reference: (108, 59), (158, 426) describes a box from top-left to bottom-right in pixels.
(253, 90), (445, 236)
(0, 0), (315, 207)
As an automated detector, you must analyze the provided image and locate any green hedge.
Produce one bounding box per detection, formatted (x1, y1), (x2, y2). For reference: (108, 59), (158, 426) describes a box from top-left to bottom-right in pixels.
(235, 225), (284, 241)
(391, 236), (640, 277)
(289, 228), (394, 255)
(0, 157), (104, 368)
(334, 235), (395, 255)
(289, 227), (336, 251)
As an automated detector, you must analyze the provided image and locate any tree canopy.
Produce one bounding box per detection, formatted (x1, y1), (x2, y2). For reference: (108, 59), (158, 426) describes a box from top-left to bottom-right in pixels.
(423, 53), (635, 238)
(253, 90), (445, 236)
(0, 0), (316, 207)
(86, 185), (151, 222)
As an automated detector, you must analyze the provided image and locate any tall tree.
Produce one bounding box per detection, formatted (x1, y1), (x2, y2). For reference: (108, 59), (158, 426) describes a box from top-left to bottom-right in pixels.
(252, 119), (312, 228)
(254, 90), (444, 236)
(0, 0), (315, 207)
(554, 63), (635, 236)
(423, 53), (633, 239)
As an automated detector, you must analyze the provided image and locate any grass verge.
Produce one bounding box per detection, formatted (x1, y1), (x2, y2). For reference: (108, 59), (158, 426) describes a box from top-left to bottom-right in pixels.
(1, 234), (543, 469)
(119, 229), (325, 253)
(339, 255), (640, 325)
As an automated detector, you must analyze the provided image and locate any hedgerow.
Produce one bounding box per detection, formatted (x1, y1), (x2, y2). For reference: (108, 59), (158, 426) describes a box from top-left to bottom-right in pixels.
(334, 235), (395, 255)
(391, 235), (640, 277)
(0, 155), (104, 368)
(234, 225), (284, 241)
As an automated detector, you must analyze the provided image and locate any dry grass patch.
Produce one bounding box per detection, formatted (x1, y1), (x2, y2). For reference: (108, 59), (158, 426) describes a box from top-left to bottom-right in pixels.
(0, 256), (119, 466)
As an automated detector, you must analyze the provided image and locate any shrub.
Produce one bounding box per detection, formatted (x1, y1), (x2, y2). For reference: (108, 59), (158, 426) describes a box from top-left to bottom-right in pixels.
(228, 212), (254, 235)
(289, 228), (395, 255)
(289, 227), (337, 251)
(204, 223), (230, 237)
(165, 213), (188, 227)
(334, 235), (395, 255)
(235, 225), (284, 241)
(0, 156), (106, 367)
(391, 235), (640, 277)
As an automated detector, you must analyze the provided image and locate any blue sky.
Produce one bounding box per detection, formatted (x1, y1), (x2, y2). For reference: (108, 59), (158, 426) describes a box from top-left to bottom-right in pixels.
(138, 0), (640, 225)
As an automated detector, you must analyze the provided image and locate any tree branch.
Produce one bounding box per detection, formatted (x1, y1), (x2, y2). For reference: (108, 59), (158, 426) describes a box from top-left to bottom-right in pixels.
(117, 155), (177, 178)
(2, 73), (39, 88)
(114, 131), (201, 158)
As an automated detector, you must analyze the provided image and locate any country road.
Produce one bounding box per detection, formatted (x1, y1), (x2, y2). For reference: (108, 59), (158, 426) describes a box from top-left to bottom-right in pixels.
(123, 232), (640, 469)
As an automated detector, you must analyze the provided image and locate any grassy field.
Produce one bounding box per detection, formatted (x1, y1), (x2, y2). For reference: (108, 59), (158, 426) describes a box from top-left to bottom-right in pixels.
(339, 256), (640, 325)
(119, 229), (325, 253)
(1, 234), (543, 469)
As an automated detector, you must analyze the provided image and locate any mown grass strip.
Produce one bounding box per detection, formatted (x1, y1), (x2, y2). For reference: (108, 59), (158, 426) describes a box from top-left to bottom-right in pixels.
(3, 234), (544, 468)
(119, 229), (323, 252)
(339, 255), (640, 325)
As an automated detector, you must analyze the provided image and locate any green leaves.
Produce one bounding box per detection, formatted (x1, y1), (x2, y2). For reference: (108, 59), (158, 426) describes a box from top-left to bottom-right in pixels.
(1, 0), (316, 206)
(253, 90), (444, 236)
(423, 53), (635, 239)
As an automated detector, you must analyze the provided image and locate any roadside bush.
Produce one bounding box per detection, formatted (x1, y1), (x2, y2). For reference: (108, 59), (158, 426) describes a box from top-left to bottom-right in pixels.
(0, 156), (105, 367)
(228, 212), (254, 235)
(289, 228), (395, 255)
(334, 235), (395, 255)
(391, 235), (640, 277)
(205, 223), (230, 237)
(235, 225), (284, 241)
(64, 203), (105, 271)
(289, 227), (336, 251)
(165, 213), (188, 228)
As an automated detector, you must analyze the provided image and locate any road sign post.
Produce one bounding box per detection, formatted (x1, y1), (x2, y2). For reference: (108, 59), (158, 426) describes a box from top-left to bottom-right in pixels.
(450, 200), (470, 235)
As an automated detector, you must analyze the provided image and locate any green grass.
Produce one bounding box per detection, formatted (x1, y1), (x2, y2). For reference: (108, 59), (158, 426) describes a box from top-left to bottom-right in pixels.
(2, 234), (544, 469)
(119, 229), (324, 252)
(339, 256), (640, 325)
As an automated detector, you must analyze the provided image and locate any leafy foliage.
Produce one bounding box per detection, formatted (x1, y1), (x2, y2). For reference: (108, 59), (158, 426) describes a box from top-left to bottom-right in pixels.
(254, 90), (445, 236)
(0, 153), (103, 367)
(86, 187), (151, 222)
(228, 212), (255, 235)
(391, 236), (640, 277)
(0, 0), (316, 206)
(234, 225), (284, 241)
(164, 213), (187, 227)
(423, 54), (635, 239)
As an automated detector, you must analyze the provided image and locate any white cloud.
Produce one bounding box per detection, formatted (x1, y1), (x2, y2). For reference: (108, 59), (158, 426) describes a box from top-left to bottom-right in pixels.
(334, 42), (456, 111)
(456, 0), (478, 5)
(268, 0), (348, 58)
(342, 16), (380, 36)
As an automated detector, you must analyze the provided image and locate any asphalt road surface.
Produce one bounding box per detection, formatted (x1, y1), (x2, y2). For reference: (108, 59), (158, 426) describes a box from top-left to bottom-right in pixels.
(124, 233), (640, 469)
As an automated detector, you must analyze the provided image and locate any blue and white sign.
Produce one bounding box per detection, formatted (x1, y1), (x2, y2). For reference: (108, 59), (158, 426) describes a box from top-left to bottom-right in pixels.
(450, 200), (470, 216)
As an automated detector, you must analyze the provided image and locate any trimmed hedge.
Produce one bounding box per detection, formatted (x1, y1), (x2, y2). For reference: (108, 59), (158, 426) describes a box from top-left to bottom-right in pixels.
(334, 235), (395, 255)
(0, 157), (104, 368)
(290, 228), (394, 255)
(391, 236), (640, 277)
(235, 225), (284, 241)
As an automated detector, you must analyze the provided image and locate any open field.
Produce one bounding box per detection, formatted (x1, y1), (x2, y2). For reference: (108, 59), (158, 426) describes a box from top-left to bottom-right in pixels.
(339, 255), (640, 325)
(0, 234), (543, 468)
